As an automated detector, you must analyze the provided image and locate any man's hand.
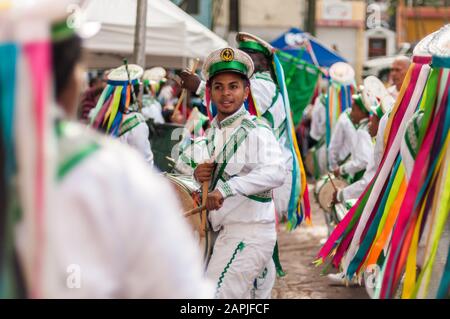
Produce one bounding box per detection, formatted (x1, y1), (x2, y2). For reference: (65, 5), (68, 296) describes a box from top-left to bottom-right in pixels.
(333, 167), (341, 178)
(194, 162), (215, 183)
(332, 190), (340, 205)
(179, 70), (201, 92)
(206, 190), (224, 211)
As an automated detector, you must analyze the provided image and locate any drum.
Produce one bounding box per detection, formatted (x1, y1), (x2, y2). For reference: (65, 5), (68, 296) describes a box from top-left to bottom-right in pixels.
(165, 173), (214, 267)
(315, 174), (348, 213)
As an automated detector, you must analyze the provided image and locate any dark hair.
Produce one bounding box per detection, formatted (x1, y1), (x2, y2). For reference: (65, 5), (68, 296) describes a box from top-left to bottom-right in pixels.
(207, 71), (250, 88)
(89, 77), (101, 88)
(241, 48), (278, 85)
(52, 35), (82, 100)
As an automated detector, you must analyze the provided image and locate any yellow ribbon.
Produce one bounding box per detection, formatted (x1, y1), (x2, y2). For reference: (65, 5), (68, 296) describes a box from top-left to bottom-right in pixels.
(413, 133), (450, 298)
(365, 168), (406, 268)
(105, 86), (123, 132)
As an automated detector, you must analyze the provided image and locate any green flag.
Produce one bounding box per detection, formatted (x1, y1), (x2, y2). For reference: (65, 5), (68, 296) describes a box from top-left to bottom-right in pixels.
(275, 50), (320, 126)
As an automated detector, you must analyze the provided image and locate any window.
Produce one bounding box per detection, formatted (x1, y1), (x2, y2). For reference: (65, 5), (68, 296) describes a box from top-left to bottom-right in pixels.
(369, 38), (387, 57)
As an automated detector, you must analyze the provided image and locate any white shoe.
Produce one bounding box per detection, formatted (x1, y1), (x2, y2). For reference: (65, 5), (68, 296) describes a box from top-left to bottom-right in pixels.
(327, 272), (346, 284)
(327, 272), (359, 286)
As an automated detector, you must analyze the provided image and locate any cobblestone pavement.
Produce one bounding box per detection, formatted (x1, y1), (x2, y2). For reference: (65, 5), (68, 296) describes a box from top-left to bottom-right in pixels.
(272, 185), (369, 299)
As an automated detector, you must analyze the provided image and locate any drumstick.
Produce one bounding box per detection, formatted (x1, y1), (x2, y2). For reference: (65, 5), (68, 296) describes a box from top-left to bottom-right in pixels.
(327, 173), (339, 192)
(200, 181), (209, 236)
(173, 58), (200, 115)
(184, 205), (207, 217)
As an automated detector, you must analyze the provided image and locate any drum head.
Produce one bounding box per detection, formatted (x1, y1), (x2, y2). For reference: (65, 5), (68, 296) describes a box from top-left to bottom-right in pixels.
(318, 178), (348, 212)
(314, 175), (329, 196)
(165, 174), (213, 265)
(165, 174), (201, 233)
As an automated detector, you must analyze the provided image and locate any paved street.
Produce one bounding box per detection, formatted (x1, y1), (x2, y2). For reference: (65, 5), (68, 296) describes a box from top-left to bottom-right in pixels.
(272, 184), (369, 299)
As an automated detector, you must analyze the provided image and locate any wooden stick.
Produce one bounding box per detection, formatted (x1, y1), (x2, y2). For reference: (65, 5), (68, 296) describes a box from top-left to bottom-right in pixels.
(200, 181), (209, 236)
(184, 205), (207, 217)
(173, 58), (200, 115)
(327, 172), (339, 192)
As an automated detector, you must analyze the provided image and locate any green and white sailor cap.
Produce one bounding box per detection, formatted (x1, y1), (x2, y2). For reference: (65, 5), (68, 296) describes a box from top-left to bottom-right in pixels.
(362, 76), (394, 118)
(236, 32), (273, 58)
(352, 93), (371, 114)
(202, 47), (254, 82)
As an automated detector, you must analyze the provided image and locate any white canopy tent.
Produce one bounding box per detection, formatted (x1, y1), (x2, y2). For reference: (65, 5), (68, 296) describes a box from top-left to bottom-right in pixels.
(83, 0), (228, 69)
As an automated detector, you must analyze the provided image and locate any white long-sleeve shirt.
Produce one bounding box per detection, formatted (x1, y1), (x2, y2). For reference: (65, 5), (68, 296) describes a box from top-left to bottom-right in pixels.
(196, 74), (294, 214)
(310, 95), (326, 142)
(387, 85), (399, 100)
(339, 119), (373, 178)
(15, 122), (213, 298)
(328, 109), (356, 170)
(118, 112), (154, 166)
(338, 119), (376, 201)
(197, 106), (284, 230)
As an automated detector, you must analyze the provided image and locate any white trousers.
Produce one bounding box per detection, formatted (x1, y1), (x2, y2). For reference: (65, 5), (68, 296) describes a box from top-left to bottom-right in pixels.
(206, 223), (277, 299)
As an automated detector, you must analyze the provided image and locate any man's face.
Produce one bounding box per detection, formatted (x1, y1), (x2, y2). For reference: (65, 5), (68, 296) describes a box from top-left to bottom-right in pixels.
(210, 72), (249, 118)
(368, 114), (380, 137)
(390, 59), (409, 90)
(350, 101), (368, 125)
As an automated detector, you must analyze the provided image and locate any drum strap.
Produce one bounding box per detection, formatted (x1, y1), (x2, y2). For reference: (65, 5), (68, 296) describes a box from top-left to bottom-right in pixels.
(210, 125), (250, 190)
(337, 152), (351, 166)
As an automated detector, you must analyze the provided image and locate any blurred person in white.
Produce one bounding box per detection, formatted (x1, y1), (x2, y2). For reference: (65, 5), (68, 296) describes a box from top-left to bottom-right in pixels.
(2, 0), (213, 299)
(89, 64), (155, 167)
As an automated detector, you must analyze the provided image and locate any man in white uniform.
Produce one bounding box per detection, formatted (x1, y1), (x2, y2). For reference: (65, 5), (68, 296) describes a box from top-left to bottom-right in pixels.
(10, 11), (213, 298)
(180, 33), (297, 221)
(193, 47), (284, 298)
(334, 93), (392, 203)
(333, 94), (373, 188)
(89, 65), (154, 166)
(309, 94), (327, 143)
(327, 108), (357, 172)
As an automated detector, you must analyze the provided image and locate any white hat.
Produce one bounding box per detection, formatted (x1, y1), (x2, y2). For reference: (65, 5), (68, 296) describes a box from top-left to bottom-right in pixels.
(429, 24), (450, 57)
(329, 62), (355, 86)
(107, 64), (143, 83)
(413, 30), (439, 57)
(236, 32), (273, 57)
(143, 67), (167, 83)
(202, 47), (254, 82)
(363, 76), (394, 117)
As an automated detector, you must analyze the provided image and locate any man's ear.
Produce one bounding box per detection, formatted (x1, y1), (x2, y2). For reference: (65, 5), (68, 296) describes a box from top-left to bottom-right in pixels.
(244, 85), (250, 100)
